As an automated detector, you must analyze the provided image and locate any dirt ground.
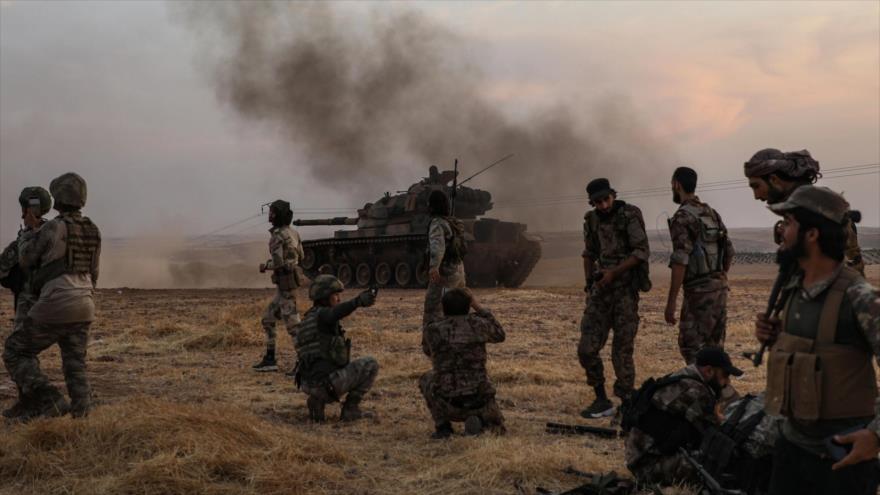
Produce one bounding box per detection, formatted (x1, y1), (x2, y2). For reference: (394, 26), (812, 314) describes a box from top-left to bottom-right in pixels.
(0, 265), (877, 495)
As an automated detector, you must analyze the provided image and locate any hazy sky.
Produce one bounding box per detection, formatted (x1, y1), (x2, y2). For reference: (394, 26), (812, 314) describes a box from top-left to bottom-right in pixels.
(2, 0), (878, 245)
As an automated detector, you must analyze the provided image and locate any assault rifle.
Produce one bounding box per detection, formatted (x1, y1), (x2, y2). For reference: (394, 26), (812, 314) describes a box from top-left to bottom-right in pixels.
(545, 422), (622, 439)
(742, 255), (796, 366)
(679, 448), (745, 495)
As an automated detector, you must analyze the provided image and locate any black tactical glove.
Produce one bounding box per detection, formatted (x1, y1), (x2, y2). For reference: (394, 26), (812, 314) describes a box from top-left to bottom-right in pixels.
(356, 289), (376, 307)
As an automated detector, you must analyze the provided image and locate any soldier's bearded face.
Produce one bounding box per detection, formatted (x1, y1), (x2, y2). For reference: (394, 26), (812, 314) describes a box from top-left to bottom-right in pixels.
(748, 177), (770, 202)
(671, 181), (682, 204)
(777, 214), (808, 264)
(594, 195), (615, 213)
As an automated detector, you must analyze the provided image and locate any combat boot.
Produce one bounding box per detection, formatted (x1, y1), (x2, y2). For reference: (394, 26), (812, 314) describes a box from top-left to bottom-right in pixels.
(431, 422), (453, 440)
(20, 387), (69, 422)
(340, 393), (373, 422)
(2, 396), (35, 420)
(307, 394), (327, 422)
(252, 349), (278, 372)
(464, 415), (483, 436)
(580, 397), (615, 419)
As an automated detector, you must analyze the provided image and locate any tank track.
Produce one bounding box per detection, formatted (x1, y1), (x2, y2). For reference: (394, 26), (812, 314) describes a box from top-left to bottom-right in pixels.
(500, 239), (542, 288)
(303, 233), (426, 248)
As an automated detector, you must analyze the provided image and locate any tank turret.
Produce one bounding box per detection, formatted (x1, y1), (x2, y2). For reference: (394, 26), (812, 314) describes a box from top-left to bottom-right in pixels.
(295, 167), (541, 288)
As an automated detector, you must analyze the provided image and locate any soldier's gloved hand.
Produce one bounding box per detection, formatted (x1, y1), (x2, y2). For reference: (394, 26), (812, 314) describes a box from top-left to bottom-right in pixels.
(356, 289), (376, 307)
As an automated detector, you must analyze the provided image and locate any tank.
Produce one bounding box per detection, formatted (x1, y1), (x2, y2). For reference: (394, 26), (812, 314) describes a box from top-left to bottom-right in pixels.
(294, 166), (542, 288)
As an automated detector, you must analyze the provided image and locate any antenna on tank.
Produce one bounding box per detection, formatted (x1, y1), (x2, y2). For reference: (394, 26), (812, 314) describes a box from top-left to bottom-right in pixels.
(451, 158), (459, 215)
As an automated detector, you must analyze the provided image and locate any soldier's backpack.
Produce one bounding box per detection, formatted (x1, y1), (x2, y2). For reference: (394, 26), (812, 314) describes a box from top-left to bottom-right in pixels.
(620, 374), (705, 454)
(442, 216), (468, 264)
(675, 203), (727, 283)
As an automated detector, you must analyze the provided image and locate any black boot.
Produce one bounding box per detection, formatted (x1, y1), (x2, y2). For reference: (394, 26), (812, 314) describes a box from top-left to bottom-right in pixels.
(581, 386), (615, 419)
(340, 393), (373, 422)
(431, 422), (453, 440)
(307, 395), (327, 422)
(252, 349), (278, 372)
(464, 415), (483, 436)
(20, 387), (69, 422)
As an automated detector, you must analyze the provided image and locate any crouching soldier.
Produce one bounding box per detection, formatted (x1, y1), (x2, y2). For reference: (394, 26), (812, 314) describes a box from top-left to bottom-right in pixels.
(294, 274), (379, 422)
(624, 347), (742, 486)
(420, 288), (506, 439)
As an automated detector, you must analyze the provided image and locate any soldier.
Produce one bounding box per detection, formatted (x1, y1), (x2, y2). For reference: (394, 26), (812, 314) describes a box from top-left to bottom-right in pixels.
(420, 288), (506, 439)
(755, 186), (880, 495)
(3, 173), (100, 420)
(1, 187), (52, 419)
(664, 167), (734, 363)
(624, 346), (742, 486)
(294, 274), (379, 422)
(1, 187), (53, 323)
(744, 148), (864, 274)
(254, 199), (304, 372)
(422, 189), (467, 331)
(578, 178), (651, 418)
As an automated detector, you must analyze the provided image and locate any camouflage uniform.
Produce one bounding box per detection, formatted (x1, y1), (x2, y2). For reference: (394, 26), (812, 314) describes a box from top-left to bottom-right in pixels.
(261, 224), (304, 353)
(422, 216), (466, 330)
(625, 365), (719, 485)
(578, 201), (650, 399)
(668, 197), (734, 363)
(420, 308), (506, 431)
(3, 208), (100, 417)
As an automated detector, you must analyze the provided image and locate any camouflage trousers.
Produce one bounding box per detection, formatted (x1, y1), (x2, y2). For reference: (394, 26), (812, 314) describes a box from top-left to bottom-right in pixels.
(301, 356), (379, 402)
(261, 288), (300, 352)
(577, 285), (640, 399)
(419, 370), (505, 429)
(422, 262), (466, 330)
(2, 319), (91, 412)
(678, 287), (727, 364)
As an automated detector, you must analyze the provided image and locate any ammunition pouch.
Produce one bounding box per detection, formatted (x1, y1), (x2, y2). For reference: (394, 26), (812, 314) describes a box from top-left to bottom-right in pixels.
(328, 336), (351, 367)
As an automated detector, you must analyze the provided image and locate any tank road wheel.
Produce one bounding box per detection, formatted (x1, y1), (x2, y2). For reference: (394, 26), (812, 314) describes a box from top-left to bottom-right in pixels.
(393, 262), (412, 287)
(374, 262), (391, 286)
(415, 259), (429, 287)
(301, 248), (317, 270)
(318, 263), (334, 275)
(337, 264), (353, 286)
(355, 263), (372, 287)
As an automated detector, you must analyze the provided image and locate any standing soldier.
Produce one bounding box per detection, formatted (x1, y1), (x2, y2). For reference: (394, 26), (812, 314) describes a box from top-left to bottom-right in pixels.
(422, 190), (467, 331)
(294, 274), (379, 422)
(3, 173), (100, 420)
(744, 148), (864, 274)
(1, 187), (52, 419)
(664, 167), (734, 363)
(578, 178), (651, 419)
(420, 288), (506, 439)
(755, 186), (879, 495)
(254, 199), (304, 372)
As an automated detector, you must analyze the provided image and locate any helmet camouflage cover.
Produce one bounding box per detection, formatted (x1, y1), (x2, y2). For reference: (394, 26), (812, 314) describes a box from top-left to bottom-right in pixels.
(309, 274), (344, 301)
(49, 172), (88, 209)
(18, 186), (52, 216)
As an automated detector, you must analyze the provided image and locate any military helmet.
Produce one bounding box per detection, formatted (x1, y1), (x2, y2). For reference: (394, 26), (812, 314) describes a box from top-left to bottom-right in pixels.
(49, 172), (87, 209)
(18, 186), (52, 216)
(768, 186), (849, 224)
(309, 274), (344, 301)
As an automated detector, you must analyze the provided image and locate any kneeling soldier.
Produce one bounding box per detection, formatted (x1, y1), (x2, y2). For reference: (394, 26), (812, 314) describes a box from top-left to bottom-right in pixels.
(624, 347), (742, 486)
(294, 274), (379, 422)
(420, 288), (506, 439)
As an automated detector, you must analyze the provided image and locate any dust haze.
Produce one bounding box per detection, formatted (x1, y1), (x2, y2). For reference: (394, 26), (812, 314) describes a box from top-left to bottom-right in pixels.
(174, 1), (676, 226)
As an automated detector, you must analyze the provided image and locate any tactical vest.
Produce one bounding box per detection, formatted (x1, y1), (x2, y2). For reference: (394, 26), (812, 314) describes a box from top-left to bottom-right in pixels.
(765, 267), (877, 421)
(621, 374), (708, 454)
(32, 214), (100, 293)
(675, 203), (726, 285)
(586, 203), (652, 292)
(294, 308), (350, 370)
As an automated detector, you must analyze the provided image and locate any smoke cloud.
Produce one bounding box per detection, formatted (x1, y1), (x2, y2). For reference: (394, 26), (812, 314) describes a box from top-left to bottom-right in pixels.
(174, 2), (676, 226)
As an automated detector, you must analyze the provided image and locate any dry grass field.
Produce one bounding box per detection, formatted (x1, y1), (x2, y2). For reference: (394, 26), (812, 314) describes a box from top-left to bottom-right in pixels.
(0, 264), (877, 495)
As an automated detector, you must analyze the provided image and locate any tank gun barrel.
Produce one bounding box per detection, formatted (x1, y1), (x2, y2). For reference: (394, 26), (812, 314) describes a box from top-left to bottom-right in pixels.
(293, 217), (358, 226)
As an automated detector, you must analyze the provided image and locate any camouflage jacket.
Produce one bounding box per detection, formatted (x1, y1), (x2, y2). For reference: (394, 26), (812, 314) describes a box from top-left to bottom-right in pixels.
(625, 365), (719, 467)
(777, 266), (880, 454)
(421, 308), (505, 398)
(264, 225), (303, 272)
(668, 196), (734, 292)
(583, 201), (650, 287)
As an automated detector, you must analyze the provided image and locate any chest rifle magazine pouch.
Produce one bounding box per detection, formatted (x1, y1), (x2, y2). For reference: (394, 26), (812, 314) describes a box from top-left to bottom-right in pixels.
(790, 353), (822, 422)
